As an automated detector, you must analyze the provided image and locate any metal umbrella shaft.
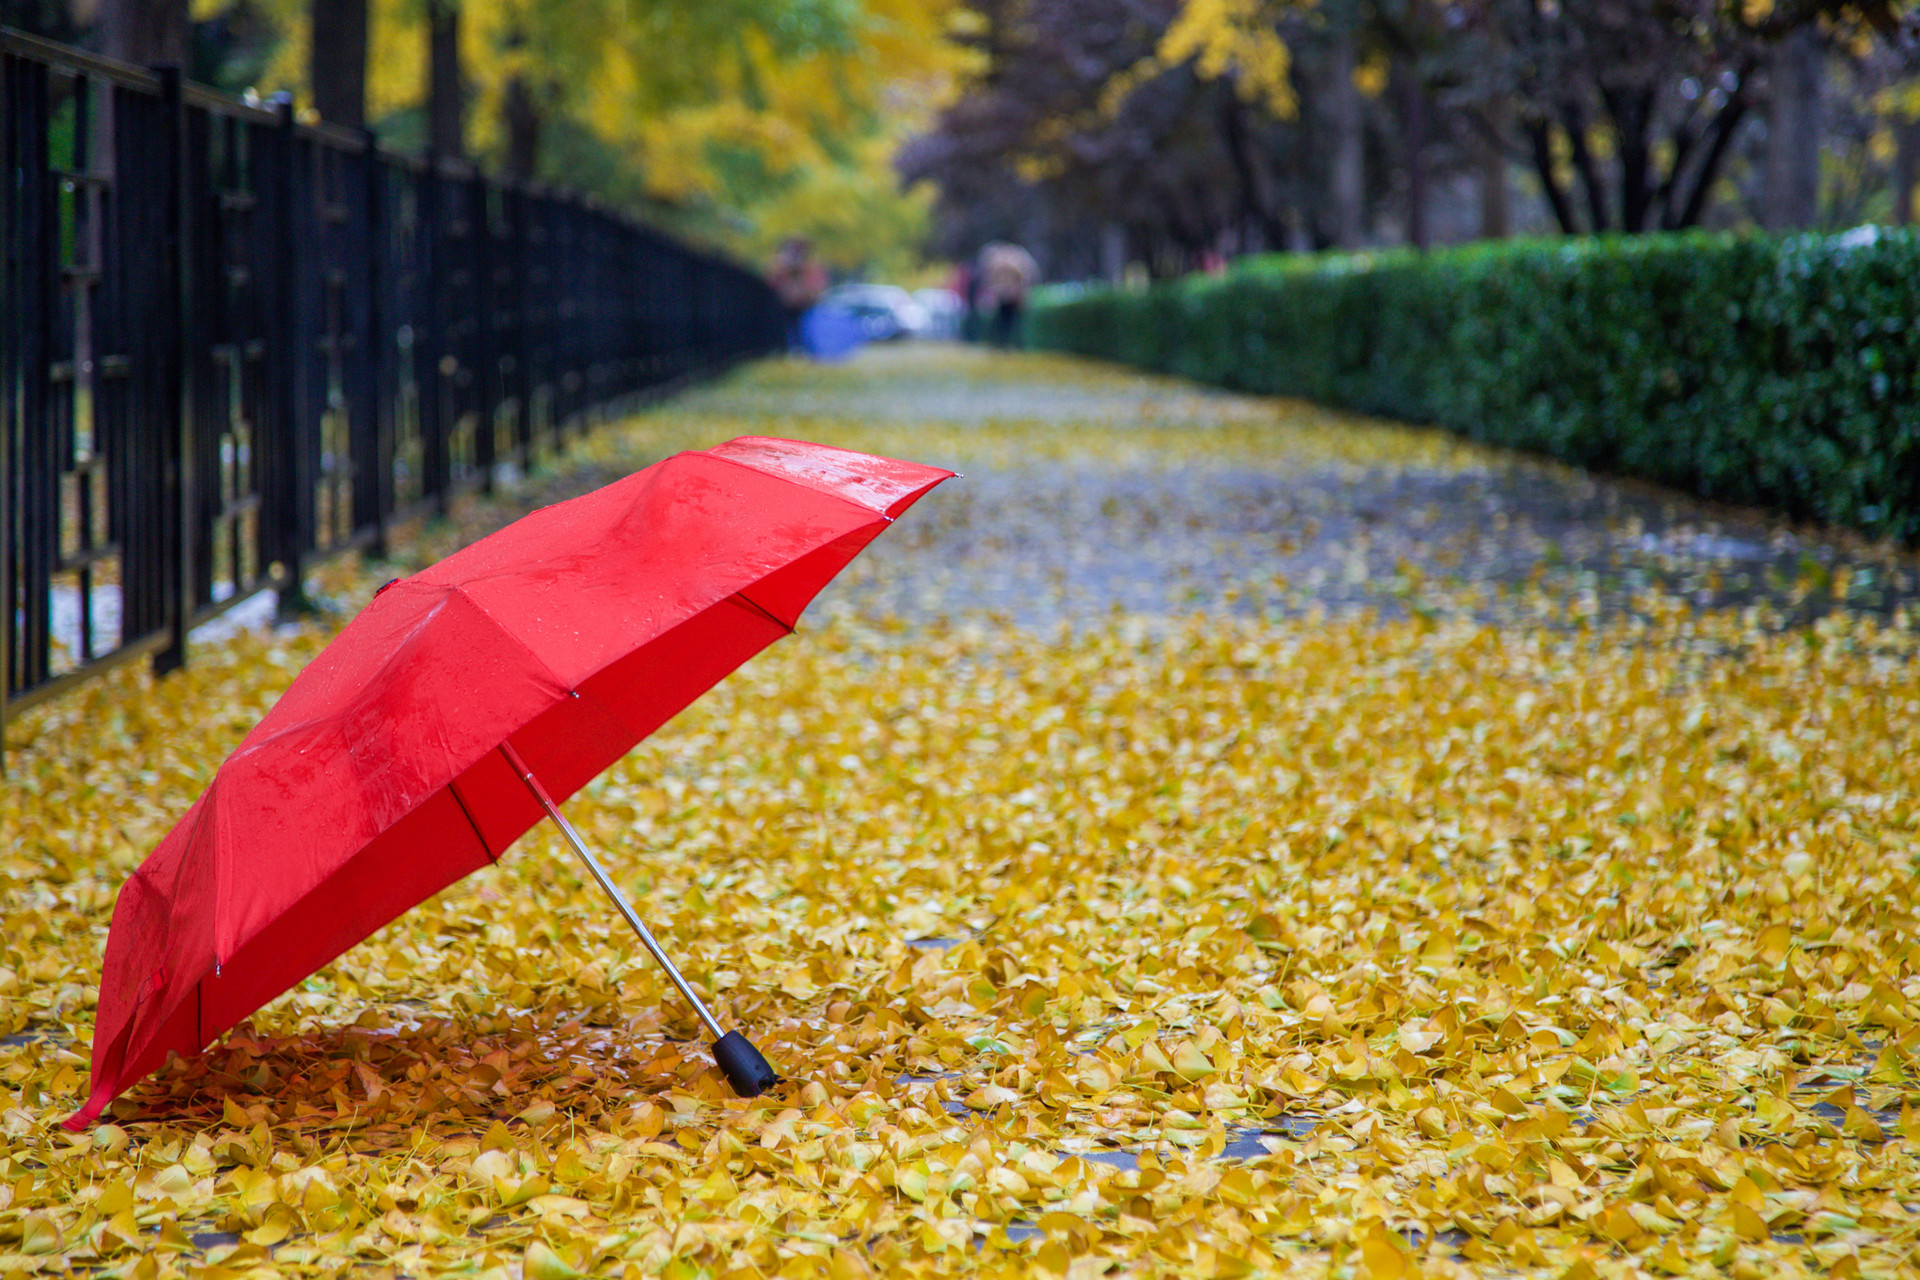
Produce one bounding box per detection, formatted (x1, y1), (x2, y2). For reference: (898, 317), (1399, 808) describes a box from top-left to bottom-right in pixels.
(498, 741), (726, 1041)
(497, 741), (780, 1096)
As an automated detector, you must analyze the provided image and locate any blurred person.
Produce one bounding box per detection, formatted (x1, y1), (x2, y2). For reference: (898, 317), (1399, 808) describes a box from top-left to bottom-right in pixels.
(979, 242), (1038, 348)
(949, 258), (981, 342)
(768, 237), (828, 353)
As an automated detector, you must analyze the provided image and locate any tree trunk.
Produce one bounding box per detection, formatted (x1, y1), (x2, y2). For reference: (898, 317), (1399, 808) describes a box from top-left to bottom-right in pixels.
(1478, 106), (1511, 239)
(1325, 25), (1364, 249)
(97, 0), (188, 65)
(1394, 57), (1429, 248)
(1527, 119), (1579, 234)
(1560, 102), (1610, 231)
(427, 0), (463, 158)
(1473, 18), (1511, 241)
(1895, 117), (1920, 225)
(1763, 27), (1823, 231)
(1607, 87), (1656, 232)
(1100, 222), (1127, 283)
(310, 0), (368, 128)
(503, 74), (541, 180)
(1217, 91), (1274, 254)
(1673, 93), (1750, 229)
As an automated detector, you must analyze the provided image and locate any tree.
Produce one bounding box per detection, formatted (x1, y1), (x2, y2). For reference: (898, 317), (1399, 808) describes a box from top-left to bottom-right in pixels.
(0, 0), (85, 42)
(1307, 8), (1366, 247)
(426, 0), (461, 155)
(220, 0), (956, 263)
(1763, 25), (1825, 229)
(97, 0), (188, 64)
(1435, 0), (1917, 235)
(310, 0), (368, 126)
(1435, 0), (1760, 233)
(903, 0), (1330, 272)
(1897, 76), (1920, 220)
(911, 0), (1920, 271)
(500, 69), (540, 179)
(1136, 0), (1380, 247)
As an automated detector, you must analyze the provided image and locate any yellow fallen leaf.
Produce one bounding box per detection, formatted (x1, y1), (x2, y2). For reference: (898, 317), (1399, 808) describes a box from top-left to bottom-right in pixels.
(469, 1149), (517, 1190)
(20, 1212), (61, 1256)
(528, 1194), (592, 1220)
(1201, 1081), (1246, 1109)
(1843, 1106), (1883, 1142)
(524, 1240), (585, 1280)
(1172, 1042), (1215, 1079)
(1358, 1221), (1412, 1279)
(1625, 1202), (1677, 1234)
(1398, 1023), (1441, 1054)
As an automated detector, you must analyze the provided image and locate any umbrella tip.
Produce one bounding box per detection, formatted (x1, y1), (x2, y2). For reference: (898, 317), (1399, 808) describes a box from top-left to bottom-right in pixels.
(713, 1030), (779, 1098)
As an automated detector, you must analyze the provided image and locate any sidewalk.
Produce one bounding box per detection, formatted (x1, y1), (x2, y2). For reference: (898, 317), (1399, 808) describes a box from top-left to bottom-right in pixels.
(1, 344), (1914, 1280)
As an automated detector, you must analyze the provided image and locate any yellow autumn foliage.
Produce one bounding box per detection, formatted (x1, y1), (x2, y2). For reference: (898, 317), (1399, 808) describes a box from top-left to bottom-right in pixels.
(227, 0), (965, 270)
(1158, 0), (1299, 118)
(1, 347), (1917, 1278)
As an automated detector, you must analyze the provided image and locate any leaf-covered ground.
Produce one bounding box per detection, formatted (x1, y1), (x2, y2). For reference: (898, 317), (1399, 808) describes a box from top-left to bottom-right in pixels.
(3, 345), (1918, 1279)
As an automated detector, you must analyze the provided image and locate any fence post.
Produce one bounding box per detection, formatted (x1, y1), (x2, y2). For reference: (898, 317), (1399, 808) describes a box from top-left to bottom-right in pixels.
(418, 155), (448, 512)
(271, 96), (317, 618)
(1, 49), (13, 769)
(154, 66), (191, 675)
(360, 129), (389, 559)
(472, 169), (495, 495)
(9, 54), (53, 702)
(507, 183), (531, 470)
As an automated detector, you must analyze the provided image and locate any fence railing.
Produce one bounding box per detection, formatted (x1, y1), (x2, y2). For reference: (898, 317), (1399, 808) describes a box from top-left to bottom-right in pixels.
(1, 29), (786, 751)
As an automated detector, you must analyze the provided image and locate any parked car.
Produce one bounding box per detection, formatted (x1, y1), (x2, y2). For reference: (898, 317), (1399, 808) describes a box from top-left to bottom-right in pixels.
(820, 283), (931, 341)
(912, 287), (966, 339)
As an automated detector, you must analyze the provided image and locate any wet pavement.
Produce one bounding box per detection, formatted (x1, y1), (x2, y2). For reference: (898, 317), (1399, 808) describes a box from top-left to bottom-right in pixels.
(651, 345), (1920, 633)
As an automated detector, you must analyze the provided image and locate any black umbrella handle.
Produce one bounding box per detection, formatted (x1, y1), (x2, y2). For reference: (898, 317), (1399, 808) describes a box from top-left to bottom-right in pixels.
(714, 1031), (780, 1096)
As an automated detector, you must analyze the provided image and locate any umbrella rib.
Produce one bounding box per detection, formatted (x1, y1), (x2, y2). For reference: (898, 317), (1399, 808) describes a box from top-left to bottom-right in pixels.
(729, 591), (795, 635)
(446, 778), (495, 864)
(703, 451), (893, 522)
(445, 585), (577, 684)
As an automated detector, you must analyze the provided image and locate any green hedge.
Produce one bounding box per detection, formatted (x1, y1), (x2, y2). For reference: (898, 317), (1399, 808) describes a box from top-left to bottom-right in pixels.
(1028, 231), (1920, 542)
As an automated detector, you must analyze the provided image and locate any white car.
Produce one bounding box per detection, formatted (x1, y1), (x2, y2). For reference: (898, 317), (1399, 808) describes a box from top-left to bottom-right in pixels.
(821, 284), (932, 341)
(912, 288), (965, 338)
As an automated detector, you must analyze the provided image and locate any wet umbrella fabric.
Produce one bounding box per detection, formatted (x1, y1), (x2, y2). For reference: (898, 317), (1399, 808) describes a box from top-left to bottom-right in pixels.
(67, 437), (952, 1128)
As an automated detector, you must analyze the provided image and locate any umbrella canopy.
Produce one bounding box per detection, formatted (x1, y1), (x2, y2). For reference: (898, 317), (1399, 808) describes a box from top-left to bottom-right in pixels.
(68, 437), (952, 1128)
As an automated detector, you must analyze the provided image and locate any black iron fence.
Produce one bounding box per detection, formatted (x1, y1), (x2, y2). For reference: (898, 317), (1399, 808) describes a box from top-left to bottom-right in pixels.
(1, 29), (785, 748)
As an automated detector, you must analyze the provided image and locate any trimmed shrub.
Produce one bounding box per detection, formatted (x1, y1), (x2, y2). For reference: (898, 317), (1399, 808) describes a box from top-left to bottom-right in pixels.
(1028, 230), (1920, 542)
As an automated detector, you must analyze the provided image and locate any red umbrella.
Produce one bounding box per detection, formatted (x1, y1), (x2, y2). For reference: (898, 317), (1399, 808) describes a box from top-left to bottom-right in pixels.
(67, 437), (952, 1129)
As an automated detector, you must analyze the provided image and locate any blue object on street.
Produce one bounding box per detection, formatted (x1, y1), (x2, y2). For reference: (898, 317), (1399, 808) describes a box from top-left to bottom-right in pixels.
(801, 305), (866, 361)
